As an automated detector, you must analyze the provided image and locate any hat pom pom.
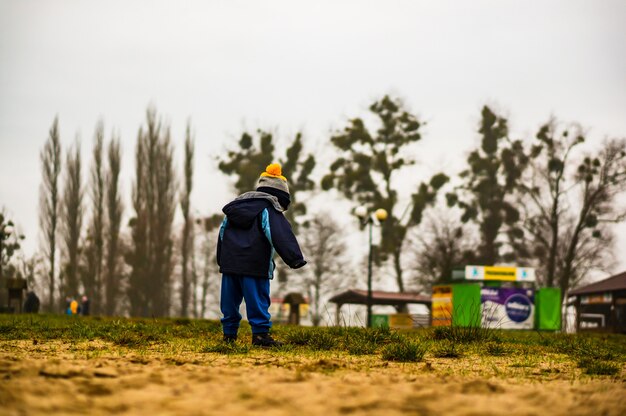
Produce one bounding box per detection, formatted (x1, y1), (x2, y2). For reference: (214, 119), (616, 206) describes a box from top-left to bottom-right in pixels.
(266, 163), (282, 177)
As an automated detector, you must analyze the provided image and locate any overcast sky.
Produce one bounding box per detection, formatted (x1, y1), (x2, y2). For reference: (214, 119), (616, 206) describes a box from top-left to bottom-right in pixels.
(1, 0), (625, 277)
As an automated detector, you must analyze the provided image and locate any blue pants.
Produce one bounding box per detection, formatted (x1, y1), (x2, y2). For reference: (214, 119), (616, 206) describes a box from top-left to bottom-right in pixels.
(220, 274), (272, 336)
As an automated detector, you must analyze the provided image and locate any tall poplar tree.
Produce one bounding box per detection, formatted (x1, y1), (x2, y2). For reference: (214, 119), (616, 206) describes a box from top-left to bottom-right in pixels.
(82, 122), (105, 312)
(104, 136), (123, 315)
(61, 141), (83, 299)
(127, 108), (177, 317)
(39, 117), (62, 310)
(180, 123), (194, 317)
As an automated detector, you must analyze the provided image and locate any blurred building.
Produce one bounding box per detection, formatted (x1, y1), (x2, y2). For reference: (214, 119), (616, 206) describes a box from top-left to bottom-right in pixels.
(568, 271), (626, 333)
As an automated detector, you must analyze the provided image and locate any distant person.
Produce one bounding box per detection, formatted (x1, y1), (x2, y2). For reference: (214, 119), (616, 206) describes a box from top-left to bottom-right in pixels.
(81, 296), (90, 316)
(23, 291), (40, 313)
(65, 296), (72, 315)
(217, 163), (306, 347)
(70, 298), (78, 315)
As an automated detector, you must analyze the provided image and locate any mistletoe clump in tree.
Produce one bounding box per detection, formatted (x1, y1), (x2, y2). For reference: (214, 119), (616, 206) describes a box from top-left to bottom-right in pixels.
(322, 96), (448, 292)
(218, 129), (315, 282)
(447, 106), (529, 265)
(218, 130), (315, 228)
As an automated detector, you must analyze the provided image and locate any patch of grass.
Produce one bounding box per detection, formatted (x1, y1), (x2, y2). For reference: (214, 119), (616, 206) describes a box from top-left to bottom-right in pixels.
(381, 337), (428, 362)
(202, 342), (250, 354)
(106, 331), (151, 348)
(280, 327), (338, 350)
(431, 325), (497, 344)
(577, 358), (620, 376)
(485, 341), (508, 356)
(0, 324), (16, 337)
(308, 331), (337, 351)
(341, 326), (400, 355)
(539, 333), (622, 362)
(172, 318), (192, 326)
(432, 340), (463, 358)
(282, 328), (314, 346)
(361, 326), (399, 345)
(345, 338), (377, 355)
(509, 354), (538, 368)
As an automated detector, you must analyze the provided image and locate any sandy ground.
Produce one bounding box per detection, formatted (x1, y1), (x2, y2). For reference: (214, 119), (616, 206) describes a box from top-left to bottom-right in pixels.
(1, 340), (625, 416)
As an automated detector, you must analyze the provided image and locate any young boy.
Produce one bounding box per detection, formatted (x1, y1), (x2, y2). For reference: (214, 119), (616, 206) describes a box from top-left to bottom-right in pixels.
(217, 163), (306, 346)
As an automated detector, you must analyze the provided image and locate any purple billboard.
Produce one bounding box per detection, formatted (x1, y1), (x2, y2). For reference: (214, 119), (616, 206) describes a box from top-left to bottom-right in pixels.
(481, 287), (535, 329)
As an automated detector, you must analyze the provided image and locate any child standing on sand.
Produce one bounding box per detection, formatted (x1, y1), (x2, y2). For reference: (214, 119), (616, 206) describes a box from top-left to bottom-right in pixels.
(217, 164), (307, 347)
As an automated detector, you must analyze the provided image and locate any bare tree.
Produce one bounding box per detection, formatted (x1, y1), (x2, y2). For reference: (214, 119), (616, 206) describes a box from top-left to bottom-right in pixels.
(179, 123), (194, 317)
(199, 231), (216, 319)
(127, 129), (149, 316)
(82, 121), (105, 313)
(189, 230), (199, 318)
(519, 120), (626, 296)
(39, 117), (62, 311)
(558, 139), (626, 295)
(192, 215), (221, 318)
(104, 136), (123, 315)
(127, 108), (177, 317)
(517, 120), (585, 286)
(61, 140), (84, 300)
(299, 213), (350, 326)
(408, 210), (475, 288)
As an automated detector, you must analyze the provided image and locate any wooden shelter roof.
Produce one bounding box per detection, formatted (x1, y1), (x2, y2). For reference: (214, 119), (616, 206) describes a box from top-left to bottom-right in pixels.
(328, 289), (431, 306)
(568, 271), (626, 296)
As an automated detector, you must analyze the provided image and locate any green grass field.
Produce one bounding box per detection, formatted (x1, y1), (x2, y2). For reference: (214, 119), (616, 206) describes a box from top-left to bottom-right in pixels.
(1, 314), (625, 374)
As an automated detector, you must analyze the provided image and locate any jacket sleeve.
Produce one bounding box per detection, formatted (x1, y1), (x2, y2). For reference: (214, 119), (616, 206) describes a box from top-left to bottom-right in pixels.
(268, 210), (306, 269)
(216, 236), (222, 267)
(216, 217), (227, 267)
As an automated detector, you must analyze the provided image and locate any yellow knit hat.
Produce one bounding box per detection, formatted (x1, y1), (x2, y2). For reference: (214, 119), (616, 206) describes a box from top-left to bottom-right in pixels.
(257, 163), (290, 208)
(260, 163), (287, 181)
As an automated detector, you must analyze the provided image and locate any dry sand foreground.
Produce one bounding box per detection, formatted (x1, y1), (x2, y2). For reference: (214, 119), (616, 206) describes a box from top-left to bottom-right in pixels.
(1, 340), (625, 416)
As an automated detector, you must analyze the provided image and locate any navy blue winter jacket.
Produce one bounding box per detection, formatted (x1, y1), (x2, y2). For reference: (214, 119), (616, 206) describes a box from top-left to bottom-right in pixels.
(216, 192), (306, 279)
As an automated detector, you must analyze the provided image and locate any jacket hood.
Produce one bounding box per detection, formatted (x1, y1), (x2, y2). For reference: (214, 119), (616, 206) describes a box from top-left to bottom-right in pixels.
(222, 192), (283, 228)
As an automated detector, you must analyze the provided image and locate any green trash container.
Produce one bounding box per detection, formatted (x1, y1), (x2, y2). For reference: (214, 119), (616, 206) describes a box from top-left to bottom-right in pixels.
(535, 288), (562, 331)
(451, 284), (482, 327)
(371, 314), (390, 328)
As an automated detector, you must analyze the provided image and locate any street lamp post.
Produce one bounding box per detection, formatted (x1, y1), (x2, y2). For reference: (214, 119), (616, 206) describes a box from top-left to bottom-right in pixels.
(354, 206), (388, 328)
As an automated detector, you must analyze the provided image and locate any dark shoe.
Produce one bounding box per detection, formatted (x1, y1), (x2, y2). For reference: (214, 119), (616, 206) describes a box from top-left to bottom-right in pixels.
(252, 333), (283, 348)
(223, 334), (237, 344)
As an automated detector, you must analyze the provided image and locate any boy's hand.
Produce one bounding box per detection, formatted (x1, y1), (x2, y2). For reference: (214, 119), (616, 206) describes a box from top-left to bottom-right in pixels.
(291, 260), (307, 269)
